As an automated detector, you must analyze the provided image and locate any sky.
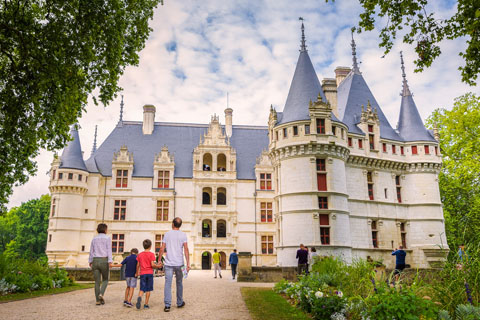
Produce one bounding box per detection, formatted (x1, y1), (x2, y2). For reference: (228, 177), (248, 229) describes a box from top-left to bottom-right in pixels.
(7, 0), (478, 208)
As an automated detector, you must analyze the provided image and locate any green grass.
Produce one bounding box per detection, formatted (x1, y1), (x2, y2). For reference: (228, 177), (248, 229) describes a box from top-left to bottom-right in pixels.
(241, 287), (311, 320)
(0, 283), (94, 303)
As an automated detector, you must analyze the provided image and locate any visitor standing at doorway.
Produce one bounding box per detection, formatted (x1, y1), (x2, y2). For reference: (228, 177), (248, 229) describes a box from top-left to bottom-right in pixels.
(88, 223), (113, 305)
(296, 244), (308, 275)
(213, 249), (222, 278)
(229, 249), (238, 280)
(159, 217), (190, 312)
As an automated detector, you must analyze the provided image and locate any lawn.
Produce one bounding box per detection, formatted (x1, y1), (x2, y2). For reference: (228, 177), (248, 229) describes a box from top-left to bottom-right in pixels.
(241, 287), (310, 320)
(0, 283), (94, 303)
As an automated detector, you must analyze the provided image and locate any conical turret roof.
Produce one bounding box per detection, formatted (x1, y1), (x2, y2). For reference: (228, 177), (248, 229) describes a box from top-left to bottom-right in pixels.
(397, 52), (436, 142)
(59, 126), (88, 171)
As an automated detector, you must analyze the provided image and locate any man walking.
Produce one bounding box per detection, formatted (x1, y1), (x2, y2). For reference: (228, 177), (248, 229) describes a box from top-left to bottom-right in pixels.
(229, 249), (238, 280)
(159, 217), (190, 312)
(296, 244), (308, 275)
(391, 246), (407, 281)
(212, 249), (222, 278)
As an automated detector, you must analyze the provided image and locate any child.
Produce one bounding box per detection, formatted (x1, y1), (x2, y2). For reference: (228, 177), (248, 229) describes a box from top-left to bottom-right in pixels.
(136, 239), (158, 309)
(113, 248), (139, 307)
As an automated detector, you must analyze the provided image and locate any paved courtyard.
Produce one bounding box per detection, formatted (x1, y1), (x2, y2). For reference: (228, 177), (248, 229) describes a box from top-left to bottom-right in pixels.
(0, 270), (274, 320)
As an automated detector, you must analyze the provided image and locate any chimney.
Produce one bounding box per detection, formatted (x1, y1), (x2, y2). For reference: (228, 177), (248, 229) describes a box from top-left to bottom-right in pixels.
(322, 78), (338, 118)
(224, 108), (233, 138)
(142, 104), (156, 135)
(334, 66), (351, 86)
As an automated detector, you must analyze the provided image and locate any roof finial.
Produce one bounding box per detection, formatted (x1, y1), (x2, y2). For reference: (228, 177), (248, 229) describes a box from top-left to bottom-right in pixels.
(299, 17), (307, 52)
(351, 31), (360, 74)
(400, 51), (412, 96)
(119, 95), (124, 123)
(91, 125), (98, 155)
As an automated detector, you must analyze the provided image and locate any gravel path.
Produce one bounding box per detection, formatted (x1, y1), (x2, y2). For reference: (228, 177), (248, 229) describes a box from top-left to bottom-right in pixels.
(0, 270), (274, 320)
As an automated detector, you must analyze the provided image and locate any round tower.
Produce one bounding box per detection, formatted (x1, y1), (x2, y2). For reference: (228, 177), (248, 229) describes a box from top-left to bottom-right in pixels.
(47, 126), (89, 267)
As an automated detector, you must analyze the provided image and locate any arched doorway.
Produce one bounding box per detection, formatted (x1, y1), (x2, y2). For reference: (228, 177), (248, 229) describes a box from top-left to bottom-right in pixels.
(219, 251), (226, 270)
(202, 251), (212, 270)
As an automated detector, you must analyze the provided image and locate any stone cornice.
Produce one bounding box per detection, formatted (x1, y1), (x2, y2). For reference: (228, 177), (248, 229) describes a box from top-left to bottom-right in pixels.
(270, 142), (350, 162)
(49, 185), (87, 195)
(347, 154), (441, 173)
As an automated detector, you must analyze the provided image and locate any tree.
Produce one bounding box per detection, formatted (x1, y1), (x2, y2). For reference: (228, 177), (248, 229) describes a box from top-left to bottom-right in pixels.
(0, 0), (163, 212)
(0, 194), (51, 260)
(327, 0), (480, 86)
(426, 93), (480, 248)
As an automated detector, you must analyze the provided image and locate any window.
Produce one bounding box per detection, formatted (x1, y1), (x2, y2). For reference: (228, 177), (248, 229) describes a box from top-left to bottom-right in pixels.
(368, 124), (373, 133)
(348, 137), (352, 147)
(78, 174), (82, 181)
(202, 219), (212, 237)
(400, 146), (404, 155)
(382, 143), (387, 153)
(396, 175), (402, 203)
(316, 119), (325, 134)
(412, 146), (418, 155)
(358, 139), (363, 149)
(332, 126), (336, 136)
(293, 126), (298, 136)
(49, 234), (52, 242)
(202, 187), (212, 205)
(435, 146), (438, 155)
(116, 170), (128, 188)
(275, 131), (279, 140)
(318, 197), (328, 209)
(155, 234), (164, 253)
(400, 223), (407, 248)
(58, 172), (63, 180)
(112, 234), (125, 253)
(341, 128), (345, 139)
(260, 173), (272, 190)
(371, 221), (378, 248)
(316, 159), (327, 191)
(156, 200), (169, 221)
(85, 209), (88, 214)
(217, 154), (227, 171)
(217, 187), (227, 205)
(81, 245), (85, 252)
(158, 171), (170, 188)
(114, 200), (127, 220)
(261, 235), (274, 254)
(68, 173), (73, 180)
(217, 220), (226, 237)
(392, 145), (396, 154)
(384, 188), (388, 199)
(203, 153), (212, 171)
(319, 214), (330, 245)
(369, 134), (374, 150)
(51, 198), (56, 217)
(283, 128), (287, 138)
(305, 125), (310, 135)
(367, 172), (374, 200)
(261, 202), (273, 222)
(52, 170), (56, 180)
(424, 145), (430, 155)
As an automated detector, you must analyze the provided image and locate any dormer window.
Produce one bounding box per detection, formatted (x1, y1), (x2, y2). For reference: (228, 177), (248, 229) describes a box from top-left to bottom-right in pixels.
(158, 171), (170, 188)
(260, 173), (272, 190)
(293, 126), (298, 136)
(316, 119), (325, 134)
(368, 125), (373, 133)
(424, 145), (430, 155)
(283, 128), (287, 138)
(116, 170), (128, 188)
(58, 173), (63, 180)
(217, 154), (227, 171)
(68, 173), (73, 180)
(305, 125), (310, 134)
(392, 145), (396, 154)
(332, 126), (336, 136)
(203, 153), (212, 171)
(412, 146), (418, 155)
(369, 134), (374, 150)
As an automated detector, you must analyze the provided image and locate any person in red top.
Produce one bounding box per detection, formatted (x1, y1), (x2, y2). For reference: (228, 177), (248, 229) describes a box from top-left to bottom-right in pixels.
(135, 239), (158, 310)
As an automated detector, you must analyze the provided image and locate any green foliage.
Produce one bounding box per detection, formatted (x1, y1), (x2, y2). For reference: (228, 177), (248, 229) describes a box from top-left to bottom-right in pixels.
(0, 0), (163, 211)
(326, 0), (480, 86)
(0, 194), (50, 260)
(425, 93), (480, 248)
(439, 304), (480, 320)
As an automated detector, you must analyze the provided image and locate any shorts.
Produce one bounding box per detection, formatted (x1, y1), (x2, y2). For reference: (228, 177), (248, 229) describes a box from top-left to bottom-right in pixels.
(140, 274), (154, 292)
(394, 264), (406, 275)
(125, 277), (137, 288)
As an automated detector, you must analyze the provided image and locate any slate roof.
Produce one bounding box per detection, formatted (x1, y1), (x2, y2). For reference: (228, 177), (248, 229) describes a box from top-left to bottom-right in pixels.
(59, 127), (88, 171)
(337, 72), (403, 141)
(278, 50), (327, 125)
(85, 122), (269, 180)
(397, 94), (436, 142)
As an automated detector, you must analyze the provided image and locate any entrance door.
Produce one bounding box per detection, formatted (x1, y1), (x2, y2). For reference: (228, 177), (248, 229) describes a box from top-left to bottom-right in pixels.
(219, 251), (226, 270)
(202, 251), (212, 270)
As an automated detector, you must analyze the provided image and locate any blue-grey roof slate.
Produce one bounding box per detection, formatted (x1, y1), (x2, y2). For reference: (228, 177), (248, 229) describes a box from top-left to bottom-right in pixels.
(279, 50), (327, 125)
(86, 122), (269, 179)
(397, 93), (436, 142)
(60, 127), (88, 171)
(337, 72), (403, 141)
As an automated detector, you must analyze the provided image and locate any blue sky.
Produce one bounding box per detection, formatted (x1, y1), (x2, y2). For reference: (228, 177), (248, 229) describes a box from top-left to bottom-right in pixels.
(8, 0), (478, 208)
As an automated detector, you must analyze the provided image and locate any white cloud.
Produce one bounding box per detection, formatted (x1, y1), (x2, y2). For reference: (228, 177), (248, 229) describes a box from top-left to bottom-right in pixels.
(7, 0), (477, 208)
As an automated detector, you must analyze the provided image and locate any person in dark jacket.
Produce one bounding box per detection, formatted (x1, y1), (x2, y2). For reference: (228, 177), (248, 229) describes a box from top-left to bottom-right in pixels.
(229, 249), (239, 280)
(391, 246), (407, 280)
(296, 244), (308, 275)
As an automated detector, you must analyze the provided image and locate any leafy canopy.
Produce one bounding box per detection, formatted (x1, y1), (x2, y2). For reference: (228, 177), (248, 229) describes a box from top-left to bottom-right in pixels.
(327, 0), (480, 86)
(426, 93), (480, 247)
(0, 0), (162, 211)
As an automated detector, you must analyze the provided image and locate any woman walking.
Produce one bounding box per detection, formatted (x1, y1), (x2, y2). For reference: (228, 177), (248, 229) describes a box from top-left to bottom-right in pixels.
(89, 223), (113, 305)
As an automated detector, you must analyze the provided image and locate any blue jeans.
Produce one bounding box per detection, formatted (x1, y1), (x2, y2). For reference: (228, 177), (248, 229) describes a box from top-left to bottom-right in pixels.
(164, 265), (183, 307)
